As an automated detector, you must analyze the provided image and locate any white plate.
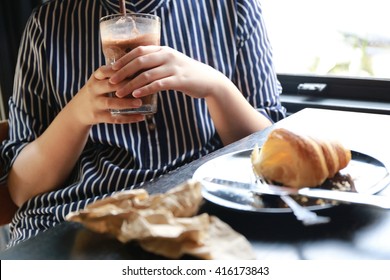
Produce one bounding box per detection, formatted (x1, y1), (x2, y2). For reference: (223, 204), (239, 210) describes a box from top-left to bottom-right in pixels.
(193, 149), (390, 213)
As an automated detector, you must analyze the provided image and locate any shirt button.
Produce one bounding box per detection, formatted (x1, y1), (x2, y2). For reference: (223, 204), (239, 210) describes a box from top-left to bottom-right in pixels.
(148, 123), (156, 130)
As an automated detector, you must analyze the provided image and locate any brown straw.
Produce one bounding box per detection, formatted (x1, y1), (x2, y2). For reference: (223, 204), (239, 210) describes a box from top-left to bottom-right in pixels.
(119, 0), (126, 16)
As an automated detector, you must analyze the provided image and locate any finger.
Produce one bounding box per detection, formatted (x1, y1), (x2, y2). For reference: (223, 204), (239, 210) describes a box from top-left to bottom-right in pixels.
(109, 47), (165, 84)
(95, 94), (144, 112)
(111, 45), (162, 71)
(94, 65), (115, 80)
(85, 79), (121, 98)
(115, 65), (171, 97)
(132, 76), (177, 98)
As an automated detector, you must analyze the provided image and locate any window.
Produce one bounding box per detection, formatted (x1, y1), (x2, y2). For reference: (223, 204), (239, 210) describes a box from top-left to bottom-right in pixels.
(261, 0), (390, 114)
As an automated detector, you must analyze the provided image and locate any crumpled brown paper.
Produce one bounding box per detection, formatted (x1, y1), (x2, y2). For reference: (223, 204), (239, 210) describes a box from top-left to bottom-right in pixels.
(66, 180), (256, 259)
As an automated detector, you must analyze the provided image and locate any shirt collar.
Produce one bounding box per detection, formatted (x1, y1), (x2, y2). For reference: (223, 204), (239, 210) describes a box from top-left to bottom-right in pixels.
(101, 0), (169, 13)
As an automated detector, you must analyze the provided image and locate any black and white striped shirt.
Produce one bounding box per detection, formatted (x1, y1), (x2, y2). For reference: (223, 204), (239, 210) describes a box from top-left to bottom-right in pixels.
(0, 0), (286, 246)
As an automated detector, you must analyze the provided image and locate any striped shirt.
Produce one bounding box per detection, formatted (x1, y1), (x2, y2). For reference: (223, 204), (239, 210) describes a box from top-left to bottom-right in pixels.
(0, 0), (285, 246)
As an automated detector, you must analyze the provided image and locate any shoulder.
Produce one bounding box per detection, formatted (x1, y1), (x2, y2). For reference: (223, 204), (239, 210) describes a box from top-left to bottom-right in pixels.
(26, 0), (67, 29)
(25, 0), (102, 36)
(236, 0), (265, 38)
(236, 0), (263, 23)
(29, 0), (99, 22)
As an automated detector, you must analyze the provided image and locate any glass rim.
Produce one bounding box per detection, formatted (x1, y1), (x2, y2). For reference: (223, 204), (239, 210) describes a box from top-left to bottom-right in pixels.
(99, 13), (161, 23)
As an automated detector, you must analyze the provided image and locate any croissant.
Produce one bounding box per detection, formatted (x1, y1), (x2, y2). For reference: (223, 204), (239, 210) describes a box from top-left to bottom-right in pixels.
(251, 128), (351, 189)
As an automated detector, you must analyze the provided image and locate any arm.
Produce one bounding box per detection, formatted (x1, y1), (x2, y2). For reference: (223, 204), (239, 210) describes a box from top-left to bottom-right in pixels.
(234, 0), (286, 123)
(8, 66), (148, 206)
(110, 46), (272, 146)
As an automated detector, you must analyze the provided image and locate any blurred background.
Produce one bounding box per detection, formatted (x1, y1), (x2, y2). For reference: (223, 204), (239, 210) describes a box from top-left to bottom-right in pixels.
(261, 0), (390, 79)
(0, 0), (45, 119)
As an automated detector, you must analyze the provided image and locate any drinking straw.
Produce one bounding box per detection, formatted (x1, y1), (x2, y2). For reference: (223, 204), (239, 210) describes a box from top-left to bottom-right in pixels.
(119, 0), (126, 16)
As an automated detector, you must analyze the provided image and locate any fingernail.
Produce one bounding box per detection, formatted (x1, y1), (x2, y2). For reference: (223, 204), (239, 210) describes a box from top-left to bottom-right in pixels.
(137, 115), (145, 121)
(132, 89), (141, 97)
(130, 98), (142, 107)
(111, 62), (119, 70)
(115, 91), (125, 98)
(109, 76), (119, 84)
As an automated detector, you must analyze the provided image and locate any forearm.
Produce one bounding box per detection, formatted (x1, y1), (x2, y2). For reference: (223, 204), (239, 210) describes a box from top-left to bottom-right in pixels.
(8, 103), (91, 206)
(205, 73), (272, 145)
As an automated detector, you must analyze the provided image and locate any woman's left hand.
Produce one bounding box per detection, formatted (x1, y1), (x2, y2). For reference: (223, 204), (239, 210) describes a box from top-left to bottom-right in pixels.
(109, 45), (226, 100)
(109, 45), (272, 145)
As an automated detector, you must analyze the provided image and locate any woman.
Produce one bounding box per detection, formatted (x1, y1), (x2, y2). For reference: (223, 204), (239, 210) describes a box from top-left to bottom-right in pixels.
(0, 0), (285, 246)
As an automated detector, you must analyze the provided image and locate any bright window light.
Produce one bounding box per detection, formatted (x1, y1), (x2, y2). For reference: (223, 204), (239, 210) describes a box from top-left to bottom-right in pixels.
(261, 0), (390, 80)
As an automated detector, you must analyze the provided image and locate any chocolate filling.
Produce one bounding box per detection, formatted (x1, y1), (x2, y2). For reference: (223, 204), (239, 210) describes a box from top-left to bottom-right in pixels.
(258, 173), (355, 208)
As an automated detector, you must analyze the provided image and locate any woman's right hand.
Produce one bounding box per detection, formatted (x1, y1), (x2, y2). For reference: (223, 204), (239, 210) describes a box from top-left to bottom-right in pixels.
(68, 65), (146, 126)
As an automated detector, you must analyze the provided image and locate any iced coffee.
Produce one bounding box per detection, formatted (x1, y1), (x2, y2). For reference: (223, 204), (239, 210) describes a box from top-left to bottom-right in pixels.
(100, 13), (161, 115)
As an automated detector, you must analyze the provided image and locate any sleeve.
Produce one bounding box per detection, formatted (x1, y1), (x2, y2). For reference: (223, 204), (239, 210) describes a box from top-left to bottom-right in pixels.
(0, 8), (57, 183)
(234, 0), (286, 122)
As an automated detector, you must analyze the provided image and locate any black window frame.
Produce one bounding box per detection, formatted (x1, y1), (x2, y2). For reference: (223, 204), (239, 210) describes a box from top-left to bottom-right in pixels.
(278, 74), (390, 115)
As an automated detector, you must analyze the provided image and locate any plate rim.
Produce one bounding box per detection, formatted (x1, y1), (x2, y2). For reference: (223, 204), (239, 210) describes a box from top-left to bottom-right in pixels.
(193, 148), (389, 214)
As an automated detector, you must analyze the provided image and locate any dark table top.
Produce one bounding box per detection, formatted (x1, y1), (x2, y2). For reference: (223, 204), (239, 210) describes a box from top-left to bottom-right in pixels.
(1, 108), (390, 260)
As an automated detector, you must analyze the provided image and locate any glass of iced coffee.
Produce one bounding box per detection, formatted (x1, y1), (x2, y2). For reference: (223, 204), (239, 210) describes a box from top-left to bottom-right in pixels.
(100, 13), (161, 115)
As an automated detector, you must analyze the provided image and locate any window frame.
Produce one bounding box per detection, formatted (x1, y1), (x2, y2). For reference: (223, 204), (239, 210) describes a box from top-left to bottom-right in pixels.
(278, 74), (390, 115)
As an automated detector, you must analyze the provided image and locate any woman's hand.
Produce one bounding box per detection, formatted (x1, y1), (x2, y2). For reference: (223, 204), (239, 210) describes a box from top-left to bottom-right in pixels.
(109, 46), (272, 145)
(69, 65), (146, 127)
(109, 46), (225, 100)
